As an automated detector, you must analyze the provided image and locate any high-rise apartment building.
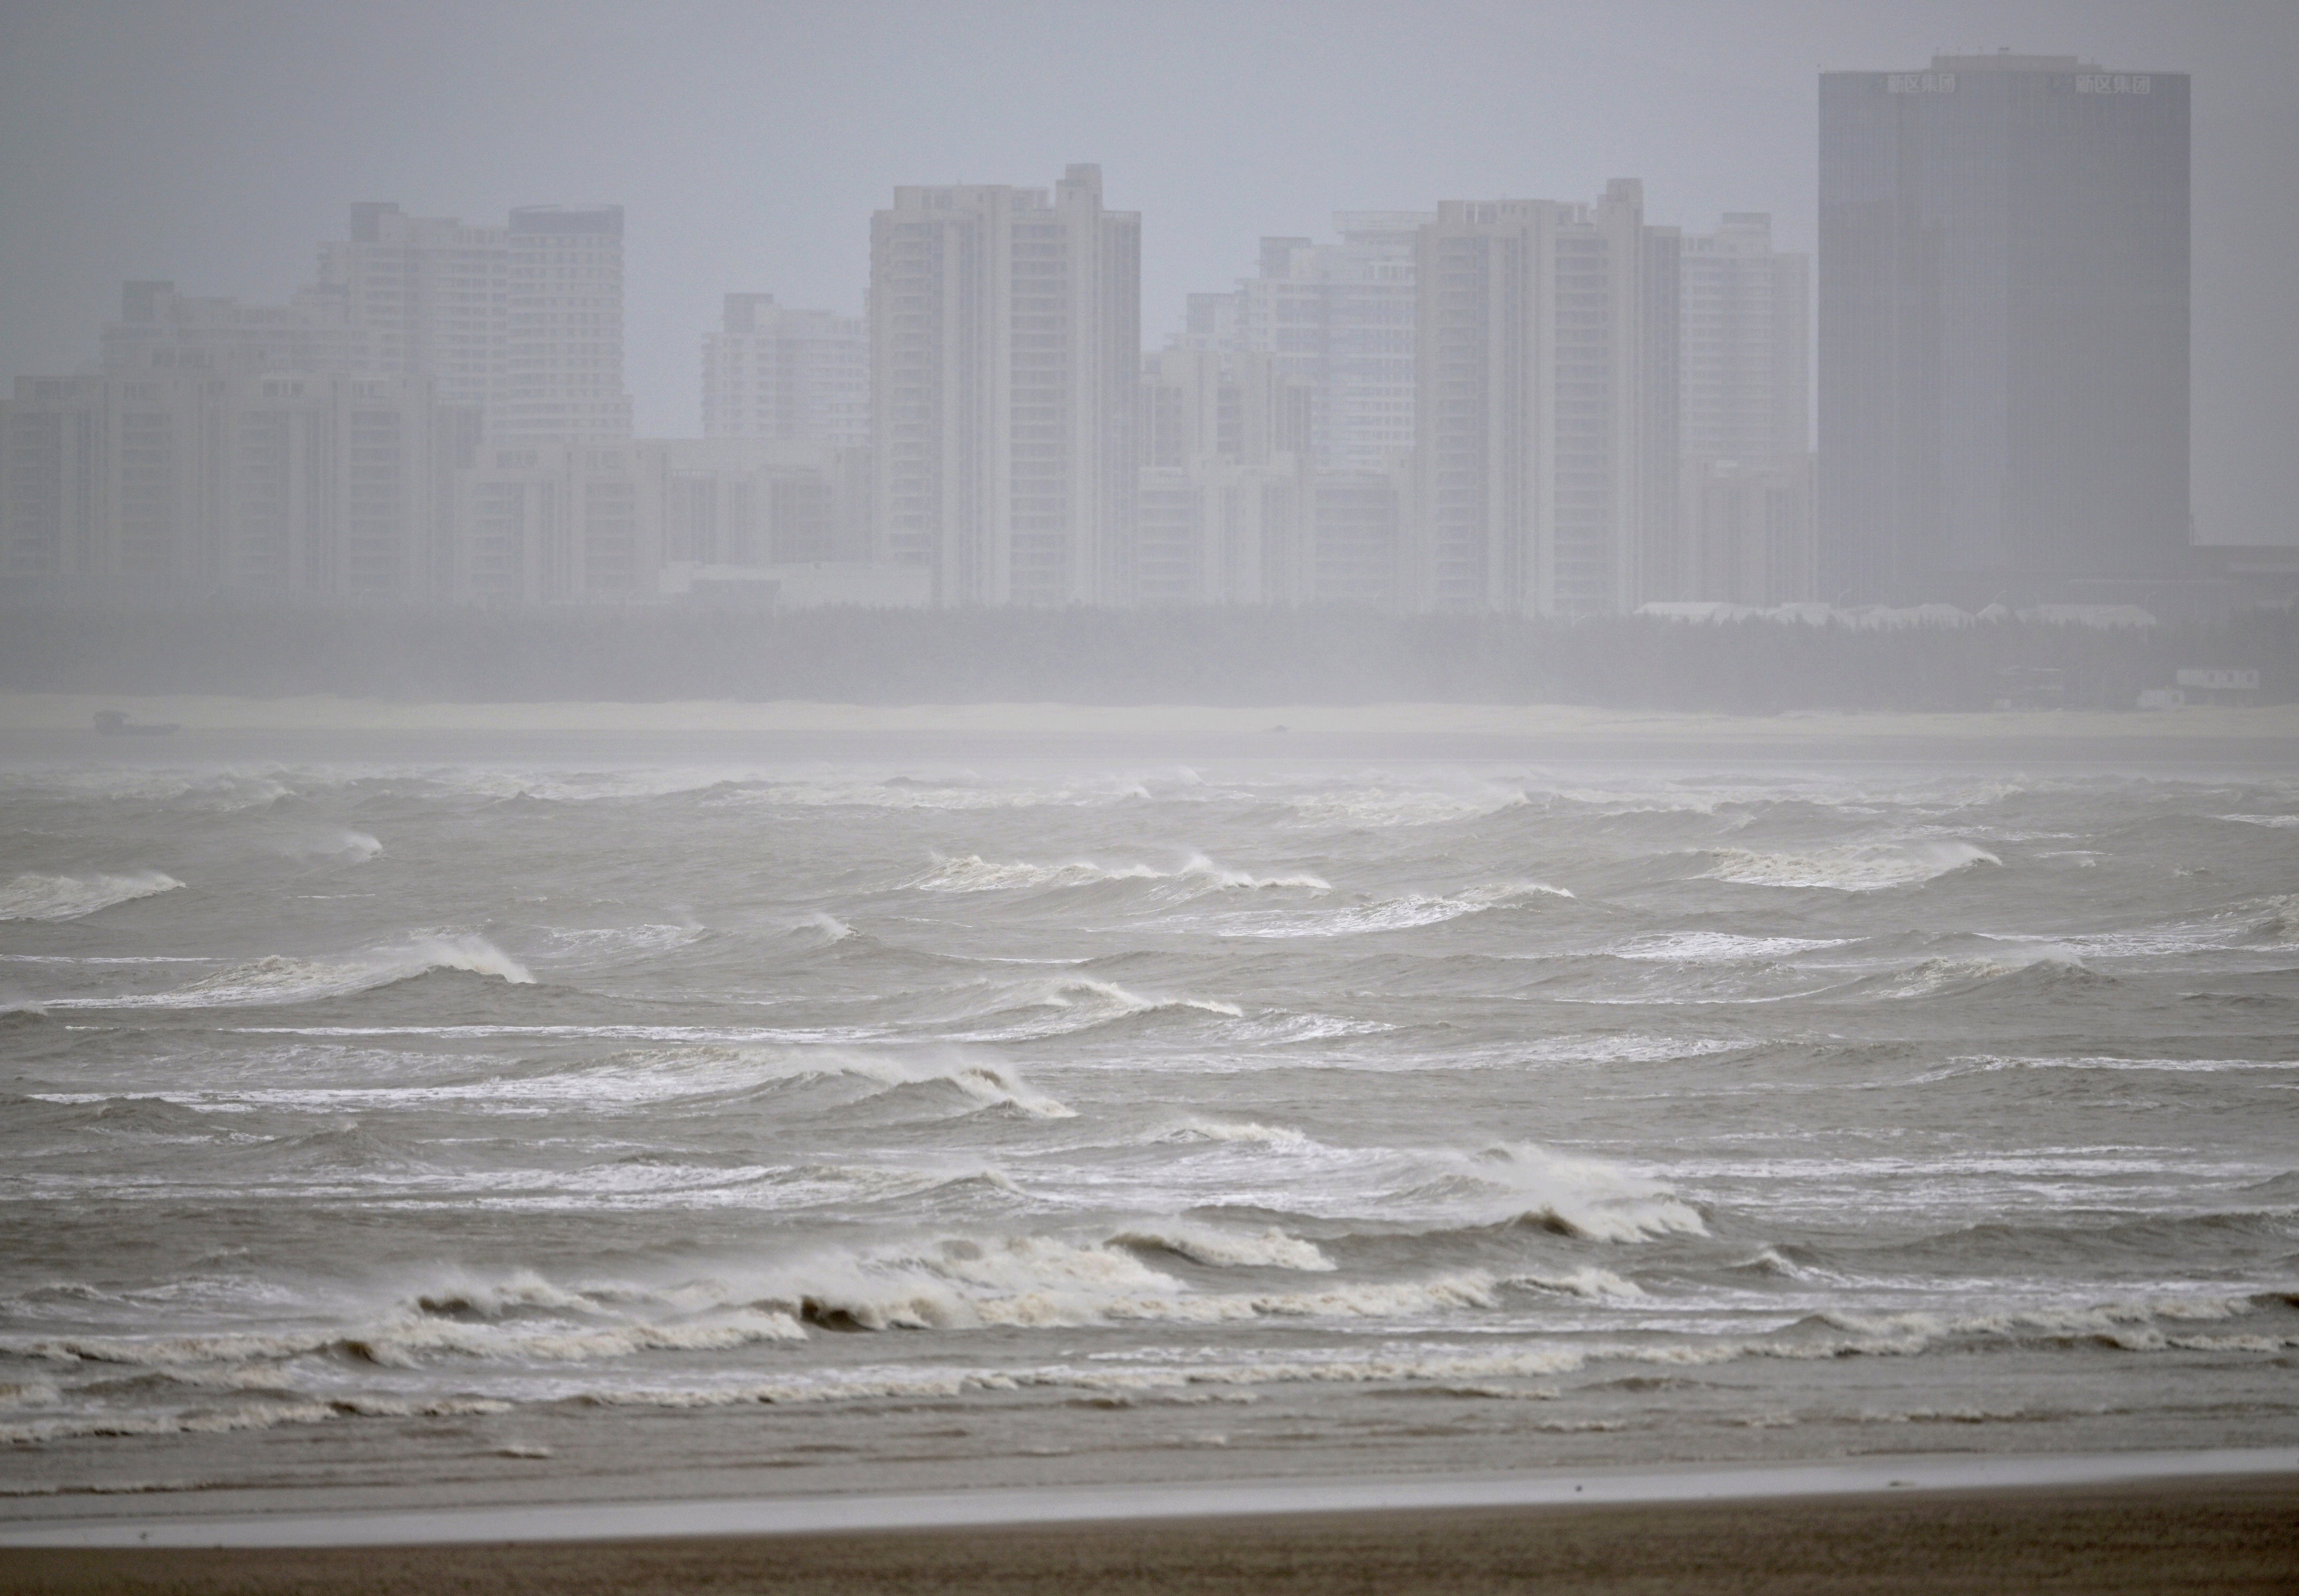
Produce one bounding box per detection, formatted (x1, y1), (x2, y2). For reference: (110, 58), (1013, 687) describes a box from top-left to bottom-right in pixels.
(1189, 213), (1426, 473)
(1413, 180), (1681, 614)
(1680, 214), (1807, 471)
(1135, 348), (1315, 603)
(1135, 346), (1408, 606)
(0, 366), (474, 598)
(316, 203), (509, 409)
(870, 164), (1140, 605)
(498, 206), (634, 443)
(1678, 214), (1814, 603)
(1819, 54), (2189, 602)
(454, 439), (656, 603)
(312, 201), (633, 443)
(700, 294), (868, 447)
(98, 280), (363, 382)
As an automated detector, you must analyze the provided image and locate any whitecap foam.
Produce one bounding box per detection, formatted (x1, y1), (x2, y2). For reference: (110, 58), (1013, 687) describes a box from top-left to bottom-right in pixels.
(1280, 783), (1529, 828)
(1863, 946), (2093, 999)
(1505, 1266), (1649, 1300)
(909, 851), (1326, 896)
(0, 871), (182, 921)
(1173, 854), (1332, 892)
(1702, 840), (2001, 891)
(970, 979), (1242, 1038)
(769, 1237), (1504, 1332)
(1399, 1143), (1708, 1242)
(43, 933), (533, 1009)
(1224, 880), (1572, 938)
(713, 1048), (1075, 1118)
(909, 853), (1157, 892)
(192, 1046), (1076, 1119)
(1110, 1224), (1335, 1271)
(1612, 932), (1853, 963)
(1143, 1117), (1314, 1148)
(536, 923), (703, 962)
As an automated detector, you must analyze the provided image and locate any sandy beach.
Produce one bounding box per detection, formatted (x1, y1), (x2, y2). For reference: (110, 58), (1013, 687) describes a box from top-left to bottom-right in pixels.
(5, 690), (2297, 743)
(4, 1474), (2296, 1594)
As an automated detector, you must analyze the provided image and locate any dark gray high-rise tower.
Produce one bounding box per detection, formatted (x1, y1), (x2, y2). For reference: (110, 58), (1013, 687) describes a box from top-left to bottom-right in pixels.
(1819, 54), (2189, 603)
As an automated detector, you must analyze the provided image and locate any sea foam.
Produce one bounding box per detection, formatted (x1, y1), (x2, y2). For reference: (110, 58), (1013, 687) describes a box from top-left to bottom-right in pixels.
(1703, 839), (2001, 891)
(46, 933), (533, 1009)
(0, 871), (182, 921)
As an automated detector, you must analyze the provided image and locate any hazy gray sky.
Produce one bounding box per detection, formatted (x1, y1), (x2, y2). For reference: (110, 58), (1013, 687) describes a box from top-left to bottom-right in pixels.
(3, 0), (2292, 543)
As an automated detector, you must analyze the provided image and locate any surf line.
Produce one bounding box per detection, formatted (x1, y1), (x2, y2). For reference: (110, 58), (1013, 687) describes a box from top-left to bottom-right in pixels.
(5, 1447), (2292, 1549)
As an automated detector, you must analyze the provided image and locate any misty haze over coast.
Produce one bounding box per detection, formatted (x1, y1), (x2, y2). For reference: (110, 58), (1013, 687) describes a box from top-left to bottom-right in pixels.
(2, 3), (2296, 1583)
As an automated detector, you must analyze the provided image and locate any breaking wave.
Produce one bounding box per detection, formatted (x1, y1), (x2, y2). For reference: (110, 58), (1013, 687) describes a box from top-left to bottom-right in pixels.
(910, 852), (1327, 895)
(527, 1047), (1074, 1119)
(973, 979), (1243, 1037)
(1852, 946), (2103, 1000)
(1227, 880), (1572, 938)
(1111, 1224), (1335, 1271)
(1142, 1117), (1314, 1148)
(1702, 840), (2001, 891)
(768, 1237), (1504, 1332)
(0, 871), (182, 921)
(1392, 1143), (1709, 1242)
(45, 934), (533, 1009)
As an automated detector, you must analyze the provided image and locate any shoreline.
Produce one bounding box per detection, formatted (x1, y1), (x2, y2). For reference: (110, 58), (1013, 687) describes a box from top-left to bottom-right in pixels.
(2, 694), (2295, 773)
(5, 1445), (2292, 1548)
(3, 1471), (2294, 1596)
(2, 690), (2296, 743)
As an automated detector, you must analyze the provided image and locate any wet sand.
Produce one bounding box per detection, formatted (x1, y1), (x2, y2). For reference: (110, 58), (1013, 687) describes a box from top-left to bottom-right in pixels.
(5, 1475), (2295, 1594)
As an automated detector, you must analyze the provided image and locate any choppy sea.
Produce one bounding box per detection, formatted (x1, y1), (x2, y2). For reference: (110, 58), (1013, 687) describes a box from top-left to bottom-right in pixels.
(3, 731), (2296, 1506)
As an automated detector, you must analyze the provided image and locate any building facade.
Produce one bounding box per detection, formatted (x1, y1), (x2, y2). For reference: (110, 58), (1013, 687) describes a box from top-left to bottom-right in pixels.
(1135, 346), (1407, 606)
(315, 203), (509, 410)
(497, 206), (634, 443)
(1678, 213), (1814, 603)
(1819, 54), (2190, 603)
(1680, 213), (1807, 472)
(1192, 213), (1427, 473)
(1135, 348), (1315, 604)
(870, 164), (1140, 605)
(0, 369), (475, 599)
(701, 294), (868, 447)
(453, 439), (656, 604)
(99, 280), (363, 384)
(1412, 181), (1681, 614)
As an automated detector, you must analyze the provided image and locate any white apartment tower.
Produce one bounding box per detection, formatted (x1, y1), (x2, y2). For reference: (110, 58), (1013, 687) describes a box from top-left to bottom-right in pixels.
(1192, 213), (1427, 473)
(98, 280), (362, 381)
(316, 203), (509, 409)
(314, 202), (632, 442)
(870, 164), (1140, 605)
(499, 205), (633, 443)
(701, 294), (868, 446)
(0, 368), (472, 598)
(1678, 212), (1814, 603)
(1680, 213), (1807, 471)
(1413, 181), (1681, 613)
(1135, 348), (1315, 604)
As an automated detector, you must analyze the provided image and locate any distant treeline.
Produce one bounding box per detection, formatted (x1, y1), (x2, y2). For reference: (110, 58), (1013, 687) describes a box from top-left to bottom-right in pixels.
(1, 602), (2292, 711)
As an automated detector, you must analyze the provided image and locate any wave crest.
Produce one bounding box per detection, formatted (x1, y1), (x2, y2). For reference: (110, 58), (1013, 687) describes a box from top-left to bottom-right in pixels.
(1703, 841), (2000, 891)
(910, 852), (1327, 896)
(0, 871), (182, 921)
(54, 934), (534, 1009)
(1402, 1143), (1708, 1242)
(1111, 1224), (1335, 1271)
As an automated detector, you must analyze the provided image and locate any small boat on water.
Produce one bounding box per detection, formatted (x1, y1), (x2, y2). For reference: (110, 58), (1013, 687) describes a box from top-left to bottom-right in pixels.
(93, 711), (180, 737)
